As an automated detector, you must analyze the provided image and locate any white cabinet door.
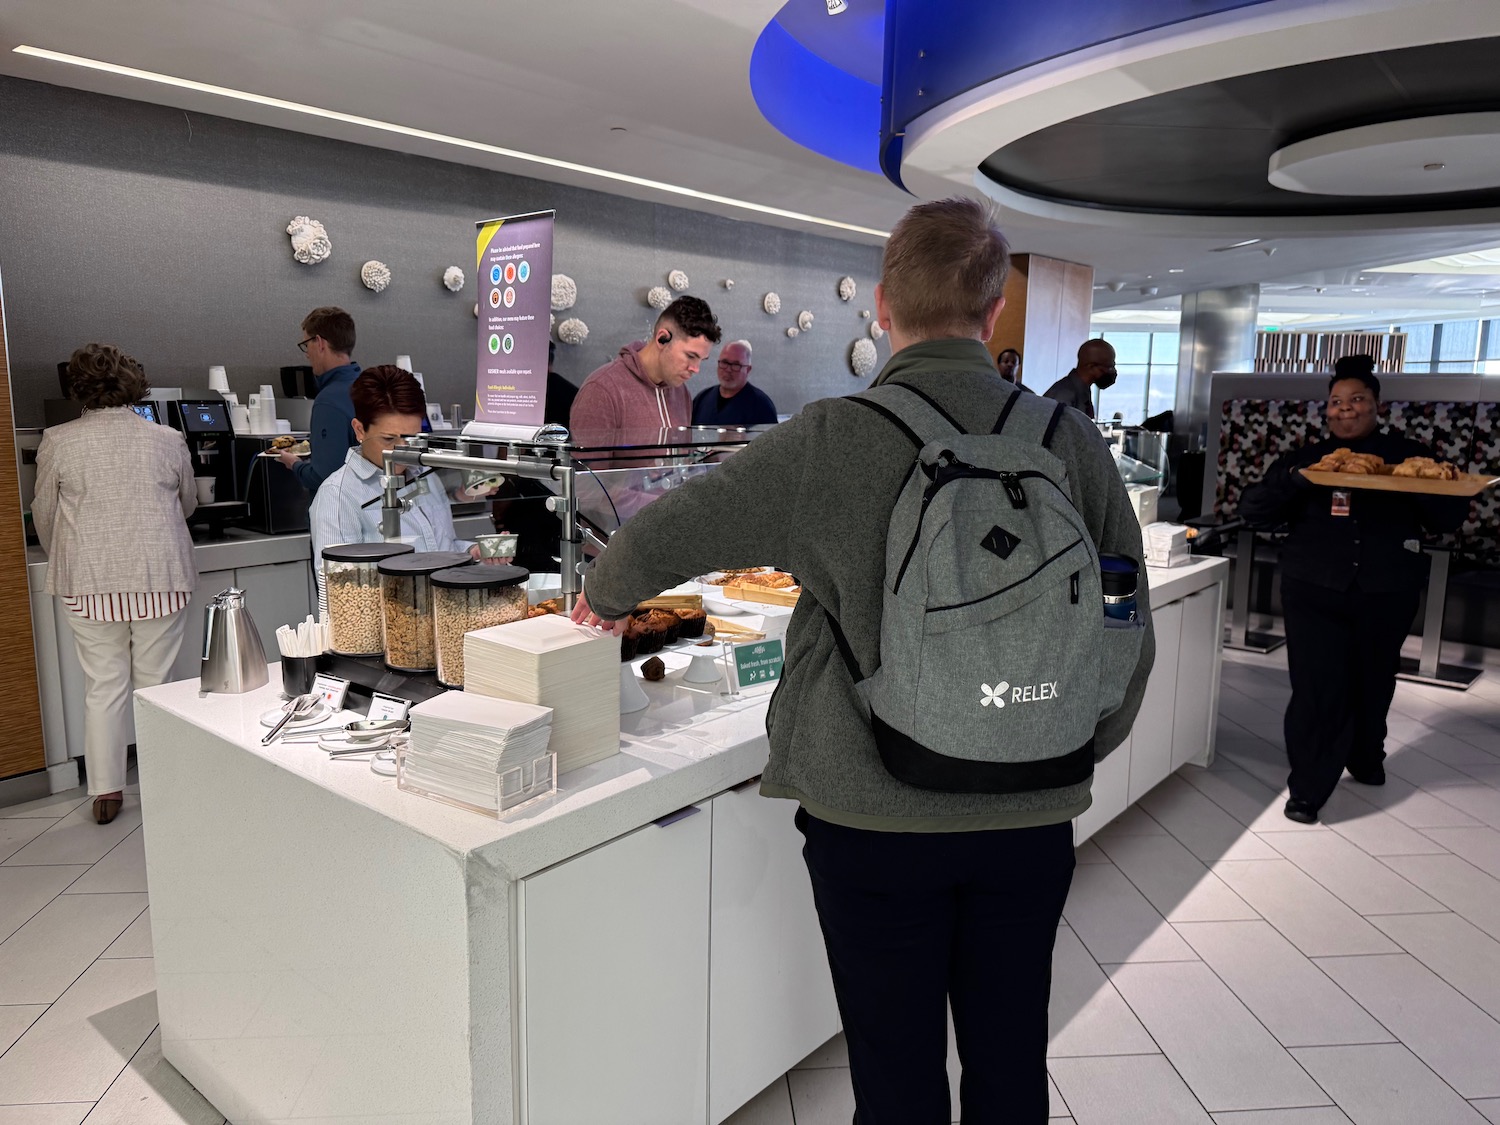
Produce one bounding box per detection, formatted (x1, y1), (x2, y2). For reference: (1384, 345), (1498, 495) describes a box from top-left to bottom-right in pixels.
(232, 560), (314, 663)
(521, 805), (711, 1125)
(1075, 731), (1131, 844)
(708, 786), (839, 1124)
(1128, 598), (1183, 804)
(1172, 587), (1224, 770)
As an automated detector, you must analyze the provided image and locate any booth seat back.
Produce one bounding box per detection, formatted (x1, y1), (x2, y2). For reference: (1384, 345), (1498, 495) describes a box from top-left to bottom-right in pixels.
(1215, 398), (1500, 560)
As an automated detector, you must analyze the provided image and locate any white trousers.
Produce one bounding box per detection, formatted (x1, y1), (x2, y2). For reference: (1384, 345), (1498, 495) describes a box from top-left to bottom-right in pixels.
(63, 609), (189, 795)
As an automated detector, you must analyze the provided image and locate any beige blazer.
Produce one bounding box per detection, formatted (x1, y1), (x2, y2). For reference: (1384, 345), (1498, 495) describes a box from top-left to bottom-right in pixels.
(32, 408), (198, 596)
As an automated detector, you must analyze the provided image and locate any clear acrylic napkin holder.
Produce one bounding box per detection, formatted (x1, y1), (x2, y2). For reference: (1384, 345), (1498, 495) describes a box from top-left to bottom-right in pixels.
(396, 742), (557, 819)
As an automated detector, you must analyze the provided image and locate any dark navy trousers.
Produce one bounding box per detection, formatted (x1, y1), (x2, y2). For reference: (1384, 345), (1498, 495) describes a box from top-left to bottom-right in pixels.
(796, 808), (1075, 1124)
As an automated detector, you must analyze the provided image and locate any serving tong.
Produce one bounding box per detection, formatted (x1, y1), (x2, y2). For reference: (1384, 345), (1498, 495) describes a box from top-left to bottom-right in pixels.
(280, 717), (410, 755)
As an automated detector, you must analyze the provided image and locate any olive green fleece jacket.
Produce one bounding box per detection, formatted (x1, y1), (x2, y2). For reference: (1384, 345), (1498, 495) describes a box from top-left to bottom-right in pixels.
(583, 339), (1156, 831)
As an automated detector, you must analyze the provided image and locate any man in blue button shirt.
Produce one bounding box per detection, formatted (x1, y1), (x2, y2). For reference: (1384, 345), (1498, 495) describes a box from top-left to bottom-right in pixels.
(276, 306), (360, 493)
(691, 339), (777, 427)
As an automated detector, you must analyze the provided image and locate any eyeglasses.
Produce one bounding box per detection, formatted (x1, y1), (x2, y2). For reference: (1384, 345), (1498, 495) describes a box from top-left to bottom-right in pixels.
(296, 336), (317, 354)
(718, 360), (750, 374)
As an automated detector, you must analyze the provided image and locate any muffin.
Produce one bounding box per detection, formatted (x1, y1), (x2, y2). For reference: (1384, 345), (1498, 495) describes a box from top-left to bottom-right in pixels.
(640, 609), (682, 645)
(628, 615), (665, 655)
(620, 628), (640, 662)
(674, 607), (708, 639)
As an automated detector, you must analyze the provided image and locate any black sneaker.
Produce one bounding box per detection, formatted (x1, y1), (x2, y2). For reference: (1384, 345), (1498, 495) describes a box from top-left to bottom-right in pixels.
(1346, 764), (1385, 786)
(1283, 798), (1318, 824)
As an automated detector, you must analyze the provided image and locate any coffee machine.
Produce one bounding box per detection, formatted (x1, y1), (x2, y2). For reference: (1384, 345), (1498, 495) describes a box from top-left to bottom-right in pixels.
(169, 399), (248, 535)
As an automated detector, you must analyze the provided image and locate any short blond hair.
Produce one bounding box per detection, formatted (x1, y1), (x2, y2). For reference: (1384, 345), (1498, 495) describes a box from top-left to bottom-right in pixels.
(880, 197), (1010, 340)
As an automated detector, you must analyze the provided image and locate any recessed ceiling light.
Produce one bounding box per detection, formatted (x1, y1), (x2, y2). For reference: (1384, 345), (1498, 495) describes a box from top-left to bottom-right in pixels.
(1423, 162), (1447, 172)
(11, 44), (889, 240)
(1167, 268), (1184, 274)
(1212, 238), (1263, 251)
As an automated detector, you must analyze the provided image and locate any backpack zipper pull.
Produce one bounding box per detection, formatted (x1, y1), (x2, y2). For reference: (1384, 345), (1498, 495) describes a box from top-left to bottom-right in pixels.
(1070, 571), (1080, 604)
(1001, 472), (1027, 509)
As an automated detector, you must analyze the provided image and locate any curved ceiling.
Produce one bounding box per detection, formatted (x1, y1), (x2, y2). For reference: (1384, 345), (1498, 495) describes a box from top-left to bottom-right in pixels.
(979, 37), (1500, 216)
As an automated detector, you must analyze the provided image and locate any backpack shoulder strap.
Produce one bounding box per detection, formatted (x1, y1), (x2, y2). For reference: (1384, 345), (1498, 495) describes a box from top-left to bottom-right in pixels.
(992, 389), (1070, 450)
(850, 382), (966, 448)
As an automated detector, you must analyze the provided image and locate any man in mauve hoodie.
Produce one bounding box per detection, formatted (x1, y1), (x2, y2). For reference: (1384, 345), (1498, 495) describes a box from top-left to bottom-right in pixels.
(569, 295), (722, 442)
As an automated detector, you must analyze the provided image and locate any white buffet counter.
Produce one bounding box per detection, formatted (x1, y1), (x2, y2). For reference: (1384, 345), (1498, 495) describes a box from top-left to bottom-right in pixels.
(26, 515), (496, 791)
(134, 555), (1227, 1125)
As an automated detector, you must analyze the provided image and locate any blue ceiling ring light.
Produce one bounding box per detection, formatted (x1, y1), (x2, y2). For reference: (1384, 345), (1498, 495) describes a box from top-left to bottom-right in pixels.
(748, 2), (885, 177)
(752, 0), (1278, 189)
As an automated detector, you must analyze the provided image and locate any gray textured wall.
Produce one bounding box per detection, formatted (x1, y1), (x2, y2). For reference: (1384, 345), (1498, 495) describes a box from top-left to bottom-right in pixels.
(0, 75), (887, 428)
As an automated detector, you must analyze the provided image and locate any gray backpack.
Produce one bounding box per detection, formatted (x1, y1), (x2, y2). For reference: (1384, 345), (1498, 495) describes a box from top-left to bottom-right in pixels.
(831, 382), (1145, 794)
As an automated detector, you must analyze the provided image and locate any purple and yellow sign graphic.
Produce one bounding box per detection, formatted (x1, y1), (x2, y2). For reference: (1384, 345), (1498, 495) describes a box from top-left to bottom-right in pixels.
(473, 210), (554, 428)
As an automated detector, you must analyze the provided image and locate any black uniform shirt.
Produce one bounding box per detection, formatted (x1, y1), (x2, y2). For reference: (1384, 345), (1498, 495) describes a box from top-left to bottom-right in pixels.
(1238, 431), (1469, 593)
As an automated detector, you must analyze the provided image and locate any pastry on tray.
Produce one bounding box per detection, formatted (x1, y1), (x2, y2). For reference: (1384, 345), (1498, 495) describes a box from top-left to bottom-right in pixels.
(1391, 456), (1461, 480)
(268, 437), (312, 455)
(1309, 448), (1386, 475)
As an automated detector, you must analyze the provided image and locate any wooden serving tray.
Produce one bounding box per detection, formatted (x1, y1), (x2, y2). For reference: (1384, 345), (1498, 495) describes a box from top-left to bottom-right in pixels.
(707, 617), (766, 641)
(718, 582), (800, 607)
(1300, 469), (1500, 497)
(636, 593), (704, 612)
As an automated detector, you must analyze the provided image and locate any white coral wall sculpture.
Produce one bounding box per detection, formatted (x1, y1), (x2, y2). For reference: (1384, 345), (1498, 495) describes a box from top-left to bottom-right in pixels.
(786, 326), (799, 338)
(763, 292), (781, 315)
(646, 286), (673, 310)
(361, 260), (392, 293)
(667, 269), (690, 291)
(797, 310), (815, 332)
(442, 266), (465, 292)
(870, 322), (885, 339)
(557, 318), (589, 345)
(859, 309), (871, 319)
(286, 216), (331, 265)
(722, 279), (735, 290)
(473, 303), (480, 318)
(838, 276), (856, 302)
(851, 338), (878, 377)
(551, 274), (578, 311)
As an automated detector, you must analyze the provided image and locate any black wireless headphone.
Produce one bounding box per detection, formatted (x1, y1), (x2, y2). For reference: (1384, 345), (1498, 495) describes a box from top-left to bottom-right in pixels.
(656, 329), (673, 346)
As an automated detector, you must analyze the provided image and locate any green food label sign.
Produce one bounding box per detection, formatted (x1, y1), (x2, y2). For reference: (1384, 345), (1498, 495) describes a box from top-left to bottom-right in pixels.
(734, 640), (784, 688)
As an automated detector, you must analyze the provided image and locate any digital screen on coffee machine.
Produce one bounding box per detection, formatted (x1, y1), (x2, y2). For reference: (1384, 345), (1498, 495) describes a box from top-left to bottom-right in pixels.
(130, 402), (161, 424)
(179, 402), (229, 433)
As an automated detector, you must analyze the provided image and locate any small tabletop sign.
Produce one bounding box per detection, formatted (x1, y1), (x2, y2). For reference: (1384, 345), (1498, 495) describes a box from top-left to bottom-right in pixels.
(733, 639), (785, 689)
(309, 673), (350, 712)
(367, 692), (411, 722)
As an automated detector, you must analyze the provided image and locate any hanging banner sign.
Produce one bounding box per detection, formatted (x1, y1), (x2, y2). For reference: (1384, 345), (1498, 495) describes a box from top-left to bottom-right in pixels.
(472, 210), (554, 432)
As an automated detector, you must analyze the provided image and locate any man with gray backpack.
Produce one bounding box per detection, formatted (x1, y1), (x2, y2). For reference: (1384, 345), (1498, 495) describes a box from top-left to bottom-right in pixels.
(574, 197), (1154, 1123)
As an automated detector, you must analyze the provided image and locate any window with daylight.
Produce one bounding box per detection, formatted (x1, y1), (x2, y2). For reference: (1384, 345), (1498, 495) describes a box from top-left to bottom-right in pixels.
(1092, 331), (1178, 425)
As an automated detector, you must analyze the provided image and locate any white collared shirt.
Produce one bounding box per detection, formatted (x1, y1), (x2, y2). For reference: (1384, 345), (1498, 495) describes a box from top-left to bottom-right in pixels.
(310, 447), (474, 563)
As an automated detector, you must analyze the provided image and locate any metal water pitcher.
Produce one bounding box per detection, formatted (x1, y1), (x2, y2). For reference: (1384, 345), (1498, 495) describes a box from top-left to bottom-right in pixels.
(200, 588), (270, 693)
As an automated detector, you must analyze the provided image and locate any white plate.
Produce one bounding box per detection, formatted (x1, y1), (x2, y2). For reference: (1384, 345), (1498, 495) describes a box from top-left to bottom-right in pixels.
(702, 595), (751, 616)
(258, 702), (333, 729)
(256, 450), (310, 459)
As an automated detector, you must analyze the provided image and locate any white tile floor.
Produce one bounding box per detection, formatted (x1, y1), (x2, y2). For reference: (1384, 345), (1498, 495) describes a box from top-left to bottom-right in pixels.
(5, 644), (1500, 1124)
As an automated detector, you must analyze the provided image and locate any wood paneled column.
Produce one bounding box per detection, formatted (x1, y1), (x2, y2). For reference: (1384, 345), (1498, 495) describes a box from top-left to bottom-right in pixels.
(987, 253), (1095, 389)
(0, 269), (47, 781)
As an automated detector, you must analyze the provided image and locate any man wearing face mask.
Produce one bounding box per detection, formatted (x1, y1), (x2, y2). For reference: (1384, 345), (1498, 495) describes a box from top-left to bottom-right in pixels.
(570, 296), (721, 442)
(1238, 355), (1467, 824)
(1044, 339), (1116, 418)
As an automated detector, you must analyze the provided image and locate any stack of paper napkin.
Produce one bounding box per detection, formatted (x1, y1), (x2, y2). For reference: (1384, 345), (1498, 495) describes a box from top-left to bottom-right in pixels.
(1143, 522), (1192, 568)
(465, 615), (621, 775)
(402, 691), (553, 814)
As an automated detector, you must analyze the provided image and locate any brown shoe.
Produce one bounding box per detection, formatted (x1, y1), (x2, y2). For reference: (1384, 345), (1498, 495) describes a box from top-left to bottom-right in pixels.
(93, 797), (123, 825)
